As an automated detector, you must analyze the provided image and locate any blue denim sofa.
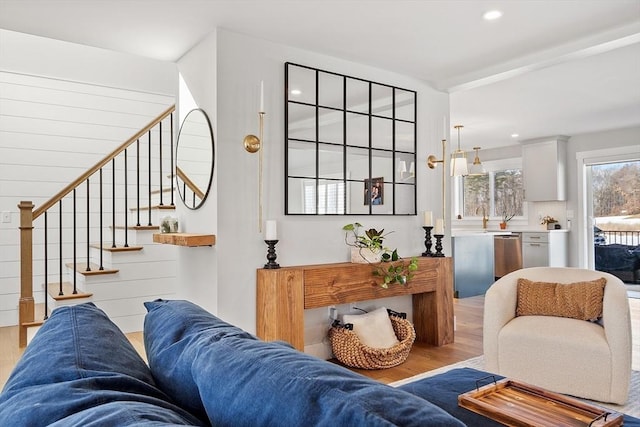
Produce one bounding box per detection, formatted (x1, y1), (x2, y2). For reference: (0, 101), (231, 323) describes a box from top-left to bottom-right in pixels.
(0, 301), (464, 426)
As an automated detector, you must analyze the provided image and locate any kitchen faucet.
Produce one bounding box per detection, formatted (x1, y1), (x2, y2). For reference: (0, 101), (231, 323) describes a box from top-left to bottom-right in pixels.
(476, 206), (488, 229)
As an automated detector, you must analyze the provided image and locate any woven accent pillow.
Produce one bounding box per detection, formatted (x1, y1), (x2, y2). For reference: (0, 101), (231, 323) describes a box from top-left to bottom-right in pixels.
(516, 277), (607, 321)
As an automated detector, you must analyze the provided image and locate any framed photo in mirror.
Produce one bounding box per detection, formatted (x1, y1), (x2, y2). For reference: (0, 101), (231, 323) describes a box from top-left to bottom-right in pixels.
(364, 177), (384, 205)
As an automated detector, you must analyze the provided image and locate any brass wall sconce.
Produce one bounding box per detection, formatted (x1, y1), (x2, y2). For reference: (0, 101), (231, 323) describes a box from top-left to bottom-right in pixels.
(243, 82), (265, 231)
(427, 138), (447, 231)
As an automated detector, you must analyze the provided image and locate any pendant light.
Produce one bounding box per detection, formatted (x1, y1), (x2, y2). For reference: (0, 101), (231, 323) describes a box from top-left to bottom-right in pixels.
(450, 125), (468, 176)
(468, 146), (486, 176)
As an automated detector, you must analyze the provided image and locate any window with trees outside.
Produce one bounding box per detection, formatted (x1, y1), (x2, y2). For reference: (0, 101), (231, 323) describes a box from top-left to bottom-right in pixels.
(456, 162), (525, 220)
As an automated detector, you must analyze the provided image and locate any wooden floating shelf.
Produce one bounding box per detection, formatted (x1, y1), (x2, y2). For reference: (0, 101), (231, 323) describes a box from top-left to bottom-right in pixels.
(153, 233), (215, 247)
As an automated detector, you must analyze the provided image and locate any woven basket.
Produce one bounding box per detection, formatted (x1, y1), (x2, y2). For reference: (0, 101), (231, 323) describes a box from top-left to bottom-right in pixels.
(328, 315), (416, 370)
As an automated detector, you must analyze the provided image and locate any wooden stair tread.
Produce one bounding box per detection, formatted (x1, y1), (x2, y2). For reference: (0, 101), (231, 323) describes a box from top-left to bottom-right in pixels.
(90, 243), (143, 252)
(47, 282), (93, 301)
(129, 205), (176, 211)
(21, 320), (44, 327)
(111, 225), (159, 230)
(65, 262), (118, 275)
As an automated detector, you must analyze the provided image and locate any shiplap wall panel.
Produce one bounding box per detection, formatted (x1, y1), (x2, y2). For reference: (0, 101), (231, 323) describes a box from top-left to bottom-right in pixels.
(0, 78), (171, 111)
(0, 71), (175, 326)
(1, 99), (154, 129)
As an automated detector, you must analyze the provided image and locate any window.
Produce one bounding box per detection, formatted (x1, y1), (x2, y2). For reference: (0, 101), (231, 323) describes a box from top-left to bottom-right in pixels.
(493, 169), (524, 218)
(456, 161), (525, 220)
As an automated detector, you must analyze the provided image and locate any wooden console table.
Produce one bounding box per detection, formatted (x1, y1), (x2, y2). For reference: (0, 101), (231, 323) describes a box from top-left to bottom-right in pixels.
(256, 257), (454, 351)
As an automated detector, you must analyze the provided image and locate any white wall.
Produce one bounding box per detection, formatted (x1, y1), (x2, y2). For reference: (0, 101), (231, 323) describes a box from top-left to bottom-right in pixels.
(174, 31), (219, 314)
(177, 28), (449, 357)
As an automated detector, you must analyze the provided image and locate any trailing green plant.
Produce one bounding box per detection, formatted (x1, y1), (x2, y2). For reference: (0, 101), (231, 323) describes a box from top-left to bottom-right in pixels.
(342, 223), (419, 288)
(373, 250), (419, 289)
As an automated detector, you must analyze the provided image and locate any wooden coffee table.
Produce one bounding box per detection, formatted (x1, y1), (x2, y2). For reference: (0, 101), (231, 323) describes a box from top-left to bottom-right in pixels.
(458, 376), (623, 427)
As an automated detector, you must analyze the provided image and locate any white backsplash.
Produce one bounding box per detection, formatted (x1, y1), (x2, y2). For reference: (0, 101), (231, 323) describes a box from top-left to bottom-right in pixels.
(529, 201), (568, 229)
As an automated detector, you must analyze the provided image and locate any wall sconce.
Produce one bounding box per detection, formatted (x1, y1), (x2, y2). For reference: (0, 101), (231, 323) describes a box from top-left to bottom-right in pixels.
(427, 138), (447, 230)
(450, 125), (468, 176)
(468, 146), (486, 176)
(243, 81), (265, 231)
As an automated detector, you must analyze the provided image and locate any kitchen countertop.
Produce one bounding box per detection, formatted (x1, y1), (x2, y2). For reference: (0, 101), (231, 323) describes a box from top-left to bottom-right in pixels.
(451, 228), (569, 236)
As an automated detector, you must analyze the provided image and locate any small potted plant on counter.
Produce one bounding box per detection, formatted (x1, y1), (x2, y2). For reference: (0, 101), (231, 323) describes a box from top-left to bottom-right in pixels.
(541, 215), (559, 230)
(342, 223), (419, 288)
(500, 212), (515, 230)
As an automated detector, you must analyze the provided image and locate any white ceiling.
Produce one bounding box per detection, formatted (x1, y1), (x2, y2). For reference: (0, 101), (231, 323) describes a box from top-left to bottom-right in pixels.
(1, 0), (639, 150)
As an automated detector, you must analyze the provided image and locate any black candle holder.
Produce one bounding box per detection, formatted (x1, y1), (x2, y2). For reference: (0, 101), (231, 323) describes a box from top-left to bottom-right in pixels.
(264, 240), (280, 269)
(433, 234), (445, 257)
(421, 226), (434, 257)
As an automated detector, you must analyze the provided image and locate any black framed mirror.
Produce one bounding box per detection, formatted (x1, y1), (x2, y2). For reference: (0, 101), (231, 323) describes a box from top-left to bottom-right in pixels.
(176, 108), (214, 209)
(285, 62), (417, 215)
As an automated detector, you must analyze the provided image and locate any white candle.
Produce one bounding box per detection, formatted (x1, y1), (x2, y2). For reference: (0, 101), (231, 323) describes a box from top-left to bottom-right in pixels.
(260, 80), (264, 112)
(265, 220), (277, 240)
(435, 218), (444, 235)
(423, 211), (433, 227)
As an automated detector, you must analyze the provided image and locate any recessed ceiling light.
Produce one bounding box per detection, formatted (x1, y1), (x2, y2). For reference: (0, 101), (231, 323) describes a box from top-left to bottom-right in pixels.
(290, 89), (302, 95)
(483, 10), (503, 21)
(511, 133), (519, 138)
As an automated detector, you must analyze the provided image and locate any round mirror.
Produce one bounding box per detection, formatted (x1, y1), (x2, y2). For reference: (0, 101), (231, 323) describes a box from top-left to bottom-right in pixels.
(176, 108), (214, 209)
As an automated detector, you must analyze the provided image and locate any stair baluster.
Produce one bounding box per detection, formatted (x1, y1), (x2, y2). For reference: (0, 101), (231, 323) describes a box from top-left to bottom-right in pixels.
(86, 179), (91, 272)
(170, 115), (174, 206)
(100, 168), (104, 270)
(58, 200), (63, 296)
(148, 130), (152, 226)
(159, 121), (163, 206)
(112, 159), (116, 249)
(136, 139), (140, 227)
(44, 212), (48, 320)
(73, 189), (77, 294)
(124, 149), (129, 247)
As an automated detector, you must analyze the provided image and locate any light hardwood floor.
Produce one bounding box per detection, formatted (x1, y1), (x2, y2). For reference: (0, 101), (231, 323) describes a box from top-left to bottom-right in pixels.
(1, 296), (638, 390)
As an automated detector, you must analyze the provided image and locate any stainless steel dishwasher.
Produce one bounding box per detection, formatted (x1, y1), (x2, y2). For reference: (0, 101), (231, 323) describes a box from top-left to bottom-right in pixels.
(494, 233), (522, 278)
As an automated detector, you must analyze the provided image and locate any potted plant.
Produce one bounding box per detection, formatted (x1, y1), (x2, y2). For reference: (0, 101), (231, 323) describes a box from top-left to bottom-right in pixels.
(499, 211), (515, 230)
(342, 223), (388, 263)
(342, 223), (419, 288)
(541, 215), (558, 230)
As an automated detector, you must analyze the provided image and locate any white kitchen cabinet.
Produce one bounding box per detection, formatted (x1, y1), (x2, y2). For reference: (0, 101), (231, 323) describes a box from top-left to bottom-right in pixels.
(522, 231), (568, 268)
(522, 137), (568, 201)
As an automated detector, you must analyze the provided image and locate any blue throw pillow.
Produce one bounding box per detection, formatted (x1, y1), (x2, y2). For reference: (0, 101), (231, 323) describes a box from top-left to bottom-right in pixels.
(143, 299), (257, 419)
(0, 303), (204, 426)
(144, 299), (464, 427)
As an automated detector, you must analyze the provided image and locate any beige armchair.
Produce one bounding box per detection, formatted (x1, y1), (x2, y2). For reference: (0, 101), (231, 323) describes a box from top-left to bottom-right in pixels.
(484, 267), (632, 404)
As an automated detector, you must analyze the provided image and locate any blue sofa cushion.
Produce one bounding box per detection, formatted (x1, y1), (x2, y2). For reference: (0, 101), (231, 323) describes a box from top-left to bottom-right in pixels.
(0, 303), (204, 426)
(144, 299), (465, 427)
